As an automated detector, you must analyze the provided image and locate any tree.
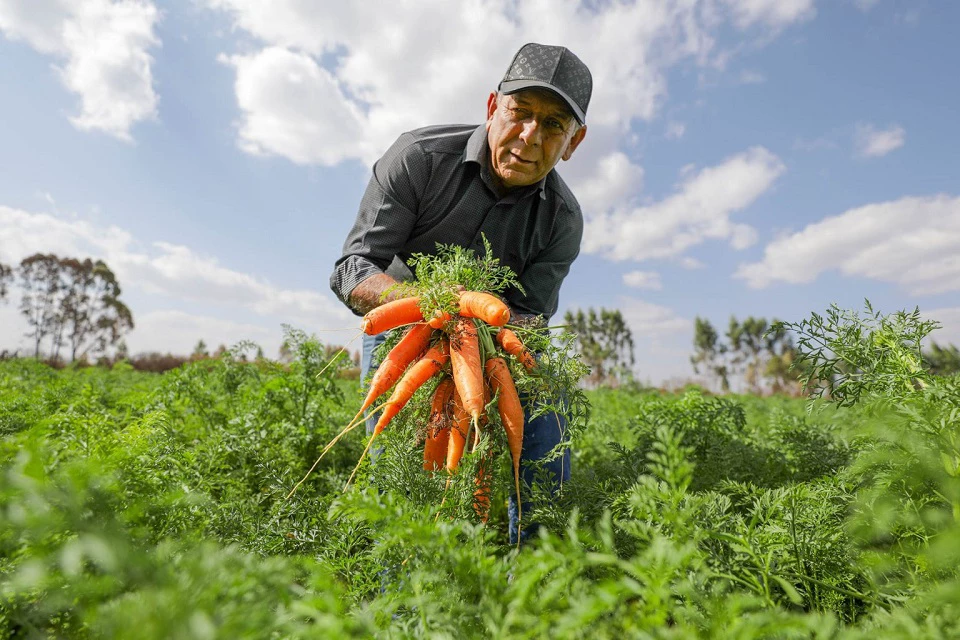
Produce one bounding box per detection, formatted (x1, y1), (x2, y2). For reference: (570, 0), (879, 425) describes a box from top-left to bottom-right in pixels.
(563, 307), (635, 388)
(59, 258), (134, 361)
(691, 314), (807, 395)
(923, 342), (960, 376)
(115, 340), (129, 362)
(733, 316), (770, 393)
(18, 253), (63, 358)
(690, 316), (729, 392)
(192, 339), (210, 361)
(0, 259), (11, 302)
(762, 322), (806, 394)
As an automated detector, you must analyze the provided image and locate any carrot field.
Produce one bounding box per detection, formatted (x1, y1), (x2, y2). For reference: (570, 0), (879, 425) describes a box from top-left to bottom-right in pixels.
(1, 307), (959, 639)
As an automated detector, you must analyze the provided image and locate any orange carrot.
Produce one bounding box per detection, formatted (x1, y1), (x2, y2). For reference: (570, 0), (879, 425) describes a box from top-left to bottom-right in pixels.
(448, 318), (485, 426)
(445, 388), (470, 472)
(458, 291), (511, 327)
(285, 323), (434, 500)
(361, 296), (424, 335)
(471, 379), (491, 452)
(423, 376), (455, 471)
(427, 309), (451, 329)
(346, 339), (450, 489)
(361, 323), (433, 415)
(373, 340), (449, 436)
(496, 328), (536, 371)
(473, 453), (492, 522)
(486, 356), (525, 534)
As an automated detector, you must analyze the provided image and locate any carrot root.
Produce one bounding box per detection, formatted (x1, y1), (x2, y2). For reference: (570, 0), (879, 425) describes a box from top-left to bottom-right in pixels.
(361, 297), (425, 335)
(486, 356), (524, 542)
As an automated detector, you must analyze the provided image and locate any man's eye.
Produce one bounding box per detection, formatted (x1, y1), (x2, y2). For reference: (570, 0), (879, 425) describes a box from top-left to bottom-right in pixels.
(546, 119), (564, 132)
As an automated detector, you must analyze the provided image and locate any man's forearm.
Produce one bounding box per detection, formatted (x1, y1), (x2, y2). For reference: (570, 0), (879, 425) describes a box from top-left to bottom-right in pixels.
(347, 273), (402, 316)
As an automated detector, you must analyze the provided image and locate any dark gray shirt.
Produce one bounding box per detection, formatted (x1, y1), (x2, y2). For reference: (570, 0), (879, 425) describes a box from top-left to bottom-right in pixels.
(330, 124), (583, 320)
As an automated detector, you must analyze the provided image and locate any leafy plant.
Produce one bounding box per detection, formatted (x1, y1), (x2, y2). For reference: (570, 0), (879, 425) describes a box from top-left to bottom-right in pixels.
(771, 300), (937, 408)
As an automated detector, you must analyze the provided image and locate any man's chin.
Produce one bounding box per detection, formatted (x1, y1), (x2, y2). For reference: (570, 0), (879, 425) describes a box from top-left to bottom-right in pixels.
(499, 168), (541, 189)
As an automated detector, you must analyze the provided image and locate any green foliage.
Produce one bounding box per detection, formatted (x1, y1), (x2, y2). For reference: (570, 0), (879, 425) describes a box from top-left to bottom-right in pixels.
(773, 300), (938, 408)
(400, 235), (523, 323)
(2, 299), (960, 637)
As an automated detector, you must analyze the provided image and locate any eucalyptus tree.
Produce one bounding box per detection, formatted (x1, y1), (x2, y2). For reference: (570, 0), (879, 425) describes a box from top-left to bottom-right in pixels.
(18, 253), (63, 358)
(563, 307), (635, 388)
(690, 316), (730, 392)
(922, 341), (960, 376)
(693, 315), (804, 394)
(0, 259), (11, 301)
(59, 257), (134, 361)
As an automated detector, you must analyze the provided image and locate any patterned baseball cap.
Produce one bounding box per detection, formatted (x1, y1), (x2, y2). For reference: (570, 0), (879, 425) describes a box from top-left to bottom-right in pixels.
(498, 42), (593, 124)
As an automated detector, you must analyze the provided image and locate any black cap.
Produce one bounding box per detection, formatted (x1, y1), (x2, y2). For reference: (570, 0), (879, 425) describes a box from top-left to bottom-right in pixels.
(498, 43), (593, 125)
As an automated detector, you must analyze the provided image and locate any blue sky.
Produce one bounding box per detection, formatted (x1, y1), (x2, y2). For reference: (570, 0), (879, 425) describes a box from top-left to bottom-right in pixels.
(0, 0), (957, 385)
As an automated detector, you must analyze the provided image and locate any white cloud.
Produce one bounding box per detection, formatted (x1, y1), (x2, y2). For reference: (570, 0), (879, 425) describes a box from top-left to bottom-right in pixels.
(129, 310), (276, 355)
(203, 0), (813, 166)
(618, 297), (694, 385)
(852, 0), (880, 11)
(221, 47), (365, 166)
(0, 0), (161, 141)
(620, 297), (691, 338)
(721, 0), (816, 30)
(738, 69), (766, 84)
(0, 204), (355, 354)
(926, 307), (960, 347)
(855, 123), (906, 158)
(678, 256), (705, 269)
(583, 146), (785, 262)
(735, 194), (960, 295)
(623, 270), (662, 290)
(665, 121), (686, 139)
(569, 152), (644, 215)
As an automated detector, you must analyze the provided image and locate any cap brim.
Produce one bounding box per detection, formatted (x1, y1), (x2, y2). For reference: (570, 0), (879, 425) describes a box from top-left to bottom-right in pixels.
(498, 79), (585, 125)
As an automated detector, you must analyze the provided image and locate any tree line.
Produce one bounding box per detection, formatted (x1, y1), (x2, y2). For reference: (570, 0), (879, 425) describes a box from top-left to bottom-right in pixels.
(562, 307), (959, 395)
(690, 315), (806, 394)
(0, 254), (133, 362)
(4, 256), (957, 385)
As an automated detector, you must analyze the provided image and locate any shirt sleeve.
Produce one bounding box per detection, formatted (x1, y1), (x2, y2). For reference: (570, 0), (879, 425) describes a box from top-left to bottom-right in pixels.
(330, 132), (430, 313)
(509, 201), (583, 320)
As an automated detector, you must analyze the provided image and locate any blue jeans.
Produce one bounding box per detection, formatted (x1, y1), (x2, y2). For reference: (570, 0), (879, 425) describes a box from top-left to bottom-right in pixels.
(361, 332), (570, 545)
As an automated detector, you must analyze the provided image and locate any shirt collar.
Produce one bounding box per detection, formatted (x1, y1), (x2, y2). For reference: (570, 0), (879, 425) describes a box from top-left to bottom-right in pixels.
(464, 124), (548, 200)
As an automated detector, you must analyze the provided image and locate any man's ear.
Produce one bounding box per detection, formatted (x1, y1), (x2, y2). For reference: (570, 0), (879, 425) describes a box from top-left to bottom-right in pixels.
(485, 92), (498, 130)
(562, 125), (587, 162)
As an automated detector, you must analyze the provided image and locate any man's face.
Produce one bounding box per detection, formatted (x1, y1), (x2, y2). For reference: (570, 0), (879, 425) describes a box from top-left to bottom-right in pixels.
(485, 89), (587, 190)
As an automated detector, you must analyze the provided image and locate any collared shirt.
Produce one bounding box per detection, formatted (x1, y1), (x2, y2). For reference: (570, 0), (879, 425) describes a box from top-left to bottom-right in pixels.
(330, 124), (583, 320)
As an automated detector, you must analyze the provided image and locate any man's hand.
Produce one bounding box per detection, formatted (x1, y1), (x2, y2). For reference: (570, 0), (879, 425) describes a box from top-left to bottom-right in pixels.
(348, 273), (402, 316)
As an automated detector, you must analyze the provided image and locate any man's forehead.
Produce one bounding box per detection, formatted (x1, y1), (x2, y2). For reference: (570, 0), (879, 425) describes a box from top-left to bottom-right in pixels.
(506, 90), (575, 120)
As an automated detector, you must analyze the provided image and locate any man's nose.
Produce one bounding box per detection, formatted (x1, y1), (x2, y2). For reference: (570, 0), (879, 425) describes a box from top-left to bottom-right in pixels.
(518, 120), (542, 145)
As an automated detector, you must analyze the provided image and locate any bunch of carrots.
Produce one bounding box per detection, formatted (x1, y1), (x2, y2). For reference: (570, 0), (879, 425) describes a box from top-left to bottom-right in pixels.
(289, 289), (538, 529)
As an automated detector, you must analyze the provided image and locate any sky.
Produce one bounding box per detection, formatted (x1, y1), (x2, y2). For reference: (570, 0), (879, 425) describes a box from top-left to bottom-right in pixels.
(0, 0), (958, 386)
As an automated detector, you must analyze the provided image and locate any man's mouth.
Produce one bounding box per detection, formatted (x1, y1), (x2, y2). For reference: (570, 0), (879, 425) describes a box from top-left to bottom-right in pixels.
(510, 152), (535, 165)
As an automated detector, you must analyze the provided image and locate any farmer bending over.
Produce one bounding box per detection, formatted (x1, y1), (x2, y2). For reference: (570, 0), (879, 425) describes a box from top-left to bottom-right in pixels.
(330, 42), (592, 545)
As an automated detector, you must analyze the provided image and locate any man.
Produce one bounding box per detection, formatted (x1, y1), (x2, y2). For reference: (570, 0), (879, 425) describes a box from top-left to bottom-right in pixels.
(330, 42), (591, 543)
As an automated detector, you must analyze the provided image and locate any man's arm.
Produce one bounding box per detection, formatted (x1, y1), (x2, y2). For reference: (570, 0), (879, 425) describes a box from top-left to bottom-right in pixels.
(347, 273), (402, 316)
(330, 132), (428, 315)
